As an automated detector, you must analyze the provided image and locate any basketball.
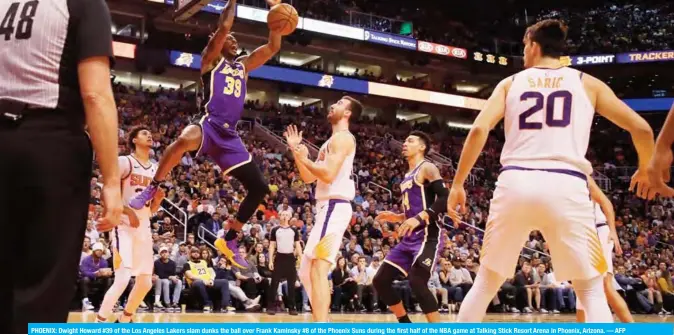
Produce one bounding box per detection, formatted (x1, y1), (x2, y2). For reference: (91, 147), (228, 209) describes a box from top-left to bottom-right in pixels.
(267, 3), (299, 36)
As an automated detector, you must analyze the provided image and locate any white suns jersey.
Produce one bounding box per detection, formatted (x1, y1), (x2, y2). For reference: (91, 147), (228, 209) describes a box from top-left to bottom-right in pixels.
(594, 202), (607, 225)
(501, 67), (595, 175)
(314, 132), (356, 201)
(119, 155), (158, 230)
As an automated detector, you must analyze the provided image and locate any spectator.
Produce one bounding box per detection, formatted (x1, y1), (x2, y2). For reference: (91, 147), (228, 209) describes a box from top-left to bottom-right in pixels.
(183, 247), (230, 312)
(514, 262), (539, 313)
(79, 243), (113, 310)
(213, 257), (262, 310)
(234, 246), (270, 306)
(656, 267), (674, 313)
(153, 246), (182, 310)
(331, 257), (357, 311)
(81, 237), (92, 264)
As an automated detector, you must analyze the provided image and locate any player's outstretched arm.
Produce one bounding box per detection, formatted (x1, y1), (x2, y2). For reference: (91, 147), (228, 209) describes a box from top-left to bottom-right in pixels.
(285, 125), (317, 183)
(648, 103), (674, 197)
(590, 75), (658, 199)
(452, 78), (508, 188)
(446, 77), (508, 224)
(238, 0), (282, 71)
(201, 0), (238, 72)
(239, 31), (282, 72)
(297, 132), (355, 184)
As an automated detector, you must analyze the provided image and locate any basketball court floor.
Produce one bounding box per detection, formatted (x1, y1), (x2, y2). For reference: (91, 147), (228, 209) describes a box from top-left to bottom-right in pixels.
(68, 312), (670, 323)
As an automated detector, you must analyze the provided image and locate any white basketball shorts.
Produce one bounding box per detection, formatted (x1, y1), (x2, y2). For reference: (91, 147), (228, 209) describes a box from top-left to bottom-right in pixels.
(480, 167), (607, 282)
(304, 199), (352, 265)
(111, 224), (154, 276)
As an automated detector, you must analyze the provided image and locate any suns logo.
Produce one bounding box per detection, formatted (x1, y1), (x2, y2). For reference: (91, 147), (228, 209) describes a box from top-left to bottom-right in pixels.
(175, 53), (195, 67)
(318, 75), (334, 88)
(559, 56), (572, 67)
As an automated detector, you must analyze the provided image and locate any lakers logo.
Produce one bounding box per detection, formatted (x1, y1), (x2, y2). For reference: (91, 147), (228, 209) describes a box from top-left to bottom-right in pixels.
(422, 258), (432, 267)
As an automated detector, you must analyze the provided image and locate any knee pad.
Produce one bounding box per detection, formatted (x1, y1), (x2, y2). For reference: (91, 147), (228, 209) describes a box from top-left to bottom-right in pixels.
(409, 267), (438, 314)
(373, 263), (402, 307)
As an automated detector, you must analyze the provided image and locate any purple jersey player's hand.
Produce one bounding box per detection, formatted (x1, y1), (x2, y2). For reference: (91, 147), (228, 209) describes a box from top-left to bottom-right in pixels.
(398, 217), (421, 237)
(128, 184), (159, 210)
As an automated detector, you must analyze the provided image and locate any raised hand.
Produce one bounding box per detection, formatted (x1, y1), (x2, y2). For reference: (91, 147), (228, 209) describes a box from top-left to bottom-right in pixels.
(266, 0), (281, 6)
(284, 124), (303, 149)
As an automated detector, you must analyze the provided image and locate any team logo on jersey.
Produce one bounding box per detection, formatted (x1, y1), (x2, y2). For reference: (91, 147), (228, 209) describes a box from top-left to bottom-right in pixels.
(422, 258), (432, 267)
(175, 53), (195, 67)
(318, 75), (334, 88)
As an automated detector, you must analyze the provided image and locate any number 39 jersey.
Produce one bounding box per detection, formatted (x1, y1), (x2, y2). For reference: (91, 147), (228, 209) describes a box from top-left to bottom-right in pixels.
(200, 58), (246, 131)
(502, 67), (595, 175)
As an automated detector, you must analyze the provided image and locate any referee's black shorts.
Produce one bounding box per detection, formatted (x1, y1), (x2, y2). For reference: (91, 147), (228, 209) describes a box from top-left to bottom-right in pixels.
(0, 106), (92, 333)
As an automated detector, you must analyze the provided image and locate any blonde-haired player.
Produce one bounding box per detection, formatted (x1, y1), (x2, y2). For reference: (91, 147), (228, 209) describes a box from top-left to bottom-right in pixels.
(96, 126), (165, 323)
(576, 177), (633, 322)
(284, 96), (362, 322)
(447, 19), (656, 323)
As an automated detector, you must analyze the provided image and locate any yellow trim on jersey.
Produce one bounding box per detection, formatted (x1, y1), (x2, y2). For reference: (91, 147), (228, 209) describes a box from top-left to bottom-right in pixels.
(585, 226), (608, 274)
(315, 233), (339, 261)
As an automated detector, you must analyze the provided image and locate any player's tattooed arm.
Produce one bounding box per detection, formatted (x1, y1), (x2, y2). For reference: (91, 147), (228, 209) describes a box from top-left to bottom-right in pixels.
(239, 30), (282, 72)
(201, 0), (238, 72)
(297, 131), (355, 184)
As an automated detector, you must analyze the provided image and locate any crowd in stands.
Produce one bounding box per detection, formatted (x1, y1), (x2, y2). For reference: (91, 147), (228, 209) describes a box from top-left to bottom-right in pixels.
(77, 84), (674, 316)
(243, 0), (674, 55)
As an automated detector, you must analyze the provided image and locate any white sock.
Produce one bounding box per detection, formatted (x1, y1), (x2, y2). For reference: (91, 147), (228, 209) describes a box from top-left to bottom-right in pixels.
(155, 295), (161, 304)
(98, 268), (132, 320)
(574, 276), (613, 322)
(457, 266), (506, 322)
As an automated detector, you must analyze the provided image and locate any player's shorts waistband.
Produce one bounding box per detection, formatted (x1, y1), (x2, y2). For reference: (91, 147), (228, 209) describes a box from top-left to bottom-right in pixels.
(316, 199), (350, 209)
(500, 165), (587, 181)
(596, 222), (608, 228)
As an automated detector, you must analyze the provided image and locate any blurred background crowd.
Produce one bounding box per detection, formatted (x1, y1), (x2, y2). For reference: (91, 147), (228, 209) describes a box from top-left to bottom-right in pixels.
(76, 83), (674, 315)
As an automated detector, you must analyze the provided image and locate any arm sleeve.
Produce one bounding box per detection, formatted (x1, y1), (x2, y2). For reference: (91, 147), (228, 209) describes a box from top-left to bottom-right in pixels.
(427, 180), (449, 220)
(68, 0), (114, 63)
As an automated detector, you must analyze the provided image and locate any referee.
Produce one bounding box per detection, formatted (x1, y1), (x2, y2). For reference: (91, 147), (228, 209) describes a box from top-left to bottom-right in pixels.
(267, 212), (302, 315)
(0, 0), (122, 332)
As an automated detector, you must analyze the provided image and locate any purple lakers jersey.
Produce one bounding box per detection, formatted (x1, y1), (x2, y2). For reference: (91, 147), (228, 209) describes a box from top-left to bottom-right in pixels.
(400, 160), (439, 242)
(201, 58), (246, 130)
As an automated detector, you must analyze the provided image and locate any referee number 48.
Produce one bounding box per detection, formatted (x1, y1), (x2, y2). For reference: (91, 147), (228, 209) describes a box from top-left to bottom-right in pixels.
(1, 1), (39, 41)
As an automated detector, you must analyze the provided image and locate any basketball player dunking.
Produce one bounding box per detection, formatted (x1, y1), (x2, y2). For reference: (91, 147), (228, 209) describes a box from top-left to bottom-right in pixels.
(284, 96), (362, 322)
(373, 131), (449, 323)
(97, 127), (165, 323)
(446, 19), (657, 323)
(576, 177), (633, 322)
(128, 0), (283, 268)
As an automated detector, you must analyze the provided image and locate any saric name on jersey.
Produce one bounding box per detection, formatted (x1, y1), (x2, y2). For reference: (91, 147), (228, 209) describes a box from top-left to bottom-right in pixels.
(527, 76), (564, 89)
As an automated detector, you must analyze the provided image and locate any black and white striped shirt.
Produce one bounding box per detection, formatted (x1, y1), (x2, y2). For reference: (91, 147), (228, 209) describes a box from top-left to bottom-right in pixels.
(0, 0), (113, 115)
(270, 225), (299, 254)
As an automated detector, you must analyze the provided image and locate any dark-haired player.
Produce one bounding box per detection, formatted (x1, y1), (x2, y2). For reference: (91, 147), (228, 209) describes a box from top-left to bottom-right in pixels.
(128, 0), (283, 269)
(447, 19), (656, 323)
(97, 127), (165, 323)
(373, 131), (448, 323)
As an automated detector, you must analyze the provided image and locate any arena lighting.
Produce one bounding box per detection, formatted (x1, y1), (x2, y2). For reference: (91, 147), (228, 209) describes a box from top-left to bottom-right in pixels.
(446, 121), (473, 129)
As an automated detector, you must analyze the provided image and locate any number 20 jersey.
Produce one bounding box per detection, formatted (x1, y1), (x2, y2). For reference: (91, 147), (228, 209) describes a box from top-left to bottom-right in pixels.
(200, 58), (246, 130)
(501, 67), (594, 175)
